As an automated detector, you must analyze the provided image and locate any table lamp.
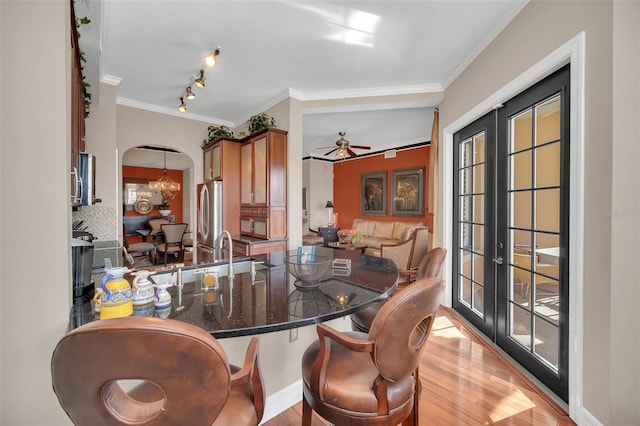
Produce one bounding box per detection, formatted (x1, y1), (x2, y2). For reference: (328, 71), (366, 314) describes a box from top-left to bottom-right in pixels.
(325, 201), (334, 225)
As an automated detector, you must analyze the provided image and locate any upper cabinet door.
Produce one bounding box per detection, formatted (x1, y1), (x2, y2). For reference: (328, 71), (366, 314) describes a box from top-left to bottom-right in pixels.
(211, 144), (221, 179)
(203, 147), (212, 180)
(252, 136), (268, 205)
(241, 142), (253, 205)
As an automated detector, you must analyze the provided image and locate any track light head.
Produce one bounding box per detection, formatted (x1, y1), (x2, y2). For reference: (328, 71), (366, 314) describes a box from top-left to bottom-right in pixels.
(185, 86), (196, 100)
(194, 70), (205, 88)
(178, 97), (187, 112)
(204, 48), (220, 67)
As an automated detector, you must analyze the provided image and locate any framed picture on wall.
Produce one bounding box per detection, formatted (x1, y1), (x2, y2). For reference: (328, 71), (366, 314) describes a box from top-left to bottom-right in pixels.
(391, 167), (425, 216)
(360, 171), (388, 215)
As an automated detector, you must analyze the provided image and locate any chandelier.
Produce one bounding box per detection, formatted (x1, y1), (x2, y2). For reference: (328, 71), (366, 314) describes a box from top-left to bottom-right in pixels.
(149, 151), (181, 202)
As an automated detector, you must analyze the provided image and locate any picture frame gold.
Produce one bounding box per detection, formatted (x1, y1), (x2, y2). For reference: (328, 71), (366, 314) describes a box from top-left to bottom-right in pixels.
(360, 171), (387, 216)
(391, 167), (425, 216)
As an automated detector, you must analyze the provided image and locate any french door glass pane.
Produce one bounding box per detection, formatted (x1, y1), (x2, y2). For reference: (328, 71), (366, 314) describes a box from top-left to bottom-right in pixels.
(535, 143), (561, 187)
(512, 110), (533, 151)
(511, 303), (532, 349)
(535, 189), (560, 233)
(473, 195), (485, 223)
(473, 283), (484, 314)
(536, 96), (561, 146)
(511, 151), (532, 190)
(512, 191), (532, 229)
(535, 317), (559, 368)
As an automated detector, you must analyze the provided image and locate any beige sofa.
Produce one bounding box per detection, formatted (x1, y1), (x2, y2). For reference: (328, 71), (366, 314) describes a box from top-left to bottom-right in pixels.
(352, 219), (426, 256)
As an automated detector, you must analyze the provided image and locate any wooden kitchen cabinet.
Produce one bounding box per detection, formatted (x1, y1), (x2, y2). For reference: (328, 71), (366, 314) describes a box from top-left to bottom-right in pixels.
(201, 138), (242, 235)
(202, 137), (240, 181)
(240, 128), (287, 239)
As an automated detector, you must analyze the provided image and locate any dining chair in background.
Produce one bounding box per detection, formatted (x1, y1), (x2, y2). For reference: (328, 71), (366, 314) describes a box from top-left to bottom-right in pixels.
(301, 277), (446, 426)
(350, 247), (447, 333)
(121, 224), (155, 266)
(157, 223), (188, 265)
(51, 317), (265, 425)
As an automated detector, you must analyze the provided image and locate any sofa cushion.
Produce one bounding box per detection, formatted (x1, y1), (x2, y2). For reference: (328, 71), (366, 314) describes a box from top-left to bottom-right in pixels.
(361, 236), (397, 250)
(353, 219), (375, 236)
(373, 221), (395, 239)
(392, 222), (409, 240)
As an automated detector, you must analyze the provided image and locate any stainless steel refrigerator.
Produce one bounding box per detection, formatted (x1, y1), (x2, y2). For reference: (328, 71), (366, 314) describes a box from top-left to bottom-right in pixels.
(197, 180), (223, 263)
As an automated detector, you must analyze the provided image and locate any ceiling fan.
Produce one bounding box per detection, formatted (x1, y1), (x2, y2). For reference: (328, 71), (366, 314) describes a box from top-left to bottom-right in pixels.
(321, 132), (371, 158)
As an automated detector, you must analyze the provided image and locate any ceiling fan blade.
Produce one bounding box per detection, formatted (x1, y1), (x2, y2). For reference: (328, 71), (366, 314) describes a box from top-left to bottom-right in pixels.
(324, 148), (338, 156)
(346, 147), (357, 157)
(350, 145), (371, 150)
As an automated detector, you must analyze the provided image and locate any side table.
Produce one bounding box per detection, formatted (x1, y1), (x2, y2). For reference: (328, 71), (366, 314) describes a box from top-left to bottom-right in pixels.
(318, 226), (339, 247)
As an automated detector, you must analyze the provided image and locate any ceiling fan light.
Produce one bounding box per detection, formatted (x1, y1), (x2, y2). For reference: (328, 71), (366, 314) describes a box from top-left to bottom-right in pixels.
(194, 70), (205, 88)
(178, 97), (187, 112)
(204, 48), (220, 67)
(185, 86), (196, 100)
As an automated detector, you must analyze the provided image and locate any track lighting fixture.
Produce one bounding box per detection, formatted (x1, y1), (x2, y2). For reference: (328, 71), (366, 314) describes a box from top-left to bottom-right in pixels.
(185, 86), (196, 100)
(194, 70), (205, 88)
(177, 97), (186, 112)
(204, 48), (220, 67)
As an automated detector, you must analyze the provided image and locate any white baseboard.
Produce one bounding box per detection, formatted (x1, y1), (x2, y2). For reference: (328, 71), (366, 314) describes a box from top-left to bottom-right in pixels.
(579, 408), (603, 426)
(259, 379), (303, 424)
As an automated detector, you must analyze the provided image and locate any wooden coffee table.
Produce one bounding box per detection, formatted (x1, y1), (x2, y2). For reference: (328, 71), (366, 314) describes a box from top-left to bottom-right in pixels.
(327, 242), (368, 254)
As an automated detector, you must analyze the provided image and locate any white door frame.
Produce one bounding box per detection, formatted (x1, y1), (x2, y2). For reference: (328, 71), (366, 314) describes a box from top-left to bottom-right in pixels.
(437, 32), (585, 421)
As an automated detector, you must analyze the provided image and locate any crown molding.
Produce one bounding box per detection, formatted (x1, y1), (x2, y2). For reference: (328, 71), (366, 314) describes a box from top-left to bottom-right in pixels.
(116, 97), (234, 126)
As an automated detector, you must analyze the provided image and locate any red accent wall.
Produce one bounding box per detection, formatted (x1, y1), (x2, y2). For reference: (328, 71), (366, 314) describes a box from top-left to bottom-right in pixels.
(122, 165), (184, 243)
(333, 146), (433, 230)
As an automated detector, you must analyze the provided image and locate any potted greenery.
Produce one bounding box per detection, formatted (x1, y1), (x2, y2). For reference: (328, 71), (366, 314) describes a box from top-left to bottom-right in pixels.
(246, 113), (276, 134)
(158, 201), (171, 216)
(207, 125), (234, 141)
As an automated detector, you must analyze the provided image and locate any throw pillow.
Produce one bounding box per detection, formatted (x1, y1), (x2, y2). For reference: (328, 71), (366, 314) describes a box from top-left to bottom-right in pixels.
(392, 222), (408, 240)
(353, 219), (370, 236)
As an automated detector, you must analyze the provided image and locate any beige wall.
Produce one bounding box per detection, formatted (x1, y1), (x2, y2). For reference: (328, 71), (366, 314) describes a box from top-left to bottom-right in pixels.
(440, 0), (638, 424)
(0, 1), (74, 424)
(610, 2), (640, 425)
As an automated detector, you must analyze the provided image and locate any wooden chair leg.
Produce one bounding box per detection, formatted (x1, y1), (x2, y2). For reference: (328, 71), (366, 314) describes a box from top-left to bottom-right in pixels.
(402, 365), (420, 426)
(302, 395), (312, 426)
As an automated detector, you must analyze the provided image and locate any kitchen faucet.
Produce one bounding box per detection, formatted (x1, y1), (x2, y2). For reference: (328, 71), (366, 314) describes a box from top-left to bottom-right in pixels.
(215, 230), (234, 280)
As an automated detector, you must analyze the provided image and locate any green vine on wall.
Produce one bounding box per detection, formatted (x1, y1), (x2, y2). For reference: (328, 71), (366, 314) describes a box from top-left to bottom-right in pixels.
(75, 15), (92, 118)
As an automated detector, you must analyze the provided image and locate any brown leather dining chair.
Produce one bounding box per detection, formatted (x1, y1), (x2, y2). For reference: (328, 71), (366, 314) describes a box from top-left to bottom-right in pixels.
(351, 247), (447, 333)
(301, 277), (446, 426)
(51, 317), (265, 425)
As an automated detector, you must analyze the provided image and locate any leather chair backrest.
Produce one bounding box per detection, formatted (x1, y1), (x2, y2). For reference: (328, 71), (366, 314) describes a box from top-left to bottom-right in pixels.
(417, 247), (447, 279)
(51, 317), (231, 425)
(367, 277), (445, 382)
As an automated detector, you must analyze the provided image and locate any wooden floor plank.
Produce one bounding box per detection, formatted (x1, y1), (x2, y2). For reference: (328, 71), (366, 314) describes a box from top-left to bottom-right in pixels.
(262, 307), (574, 425)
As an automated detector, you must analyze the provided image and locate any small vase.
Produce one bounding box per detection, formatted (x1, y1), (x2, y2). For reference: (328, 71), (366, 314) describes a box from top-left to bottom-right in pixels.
(159, 209), (171, 216)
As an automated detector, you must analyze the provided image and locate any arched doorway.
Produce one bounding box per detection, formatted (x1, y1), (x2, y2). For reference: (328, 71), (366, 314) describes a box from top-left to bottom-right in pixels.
(122, 145), (194, 264)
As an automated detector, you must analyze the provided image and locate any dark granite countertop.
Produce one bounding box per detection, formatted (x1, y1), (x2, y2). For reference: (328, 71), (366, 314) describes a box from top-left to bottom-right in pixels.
(70, 248), (398, 338)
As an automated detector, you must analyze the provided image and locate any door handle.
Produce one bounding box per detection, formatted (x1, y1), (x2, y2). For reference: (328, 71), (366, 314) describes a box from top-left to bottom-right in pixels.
(492, 256), (504, 265)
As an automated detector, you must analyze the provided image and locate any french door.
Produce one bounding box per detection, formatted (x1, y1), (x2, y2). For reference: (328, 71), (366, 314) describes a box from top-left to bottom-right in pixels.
(452, 66), (570, 401)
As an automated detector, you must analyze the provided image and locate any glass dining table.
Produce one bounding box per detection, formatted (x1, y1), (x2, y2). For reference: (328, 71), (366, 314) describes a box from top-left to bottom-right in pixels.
(69, 248), (399, 338)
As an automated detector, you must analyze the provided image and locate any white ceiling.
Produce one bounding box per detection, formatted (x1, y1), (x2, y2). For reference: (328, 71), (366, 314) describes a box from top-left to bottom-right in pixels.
(76, 0), (527, 160)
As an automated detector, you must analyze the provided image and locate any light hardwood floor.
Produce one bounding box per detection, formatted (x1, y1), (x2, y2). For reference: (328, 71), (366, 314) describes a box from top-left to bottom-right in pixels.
(263, 307), (574, 426)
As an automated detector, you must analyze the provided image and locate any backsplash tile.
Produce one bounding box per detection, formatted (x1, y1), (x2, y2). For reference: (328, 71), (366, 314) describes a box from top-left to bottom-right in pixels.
(72, 204), (118, 242)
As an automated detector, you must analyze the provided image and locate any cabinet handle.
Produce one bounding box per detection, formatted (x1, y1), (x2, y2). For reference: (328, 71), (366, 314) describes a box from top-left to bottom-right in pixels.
(70, 167), (81, 204)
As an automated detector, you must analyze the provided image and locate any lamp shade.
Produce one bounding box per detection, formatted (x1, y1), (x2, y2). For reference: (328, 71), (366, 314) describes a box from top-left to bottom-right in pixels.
(325, 201), (334, 208)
